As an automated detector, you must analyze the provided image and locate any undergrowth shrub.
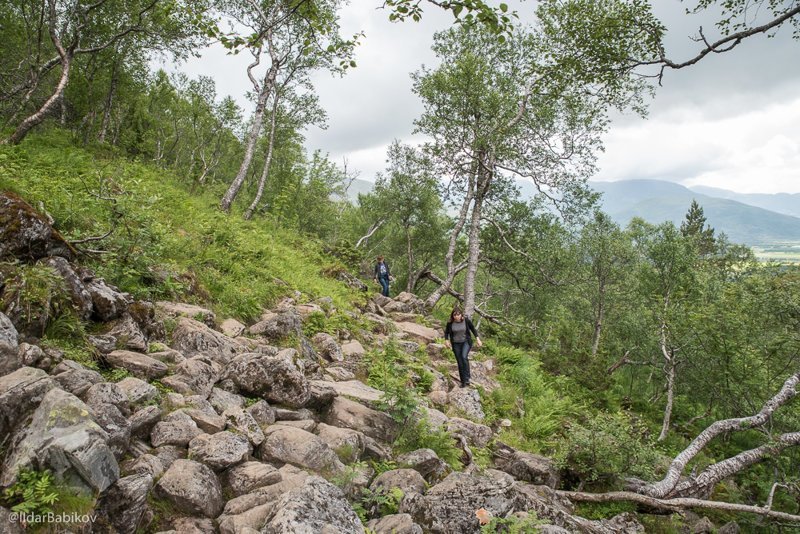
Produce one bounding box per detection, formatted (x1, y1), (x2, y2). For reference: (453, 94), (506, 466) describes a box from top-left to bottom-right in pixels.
(1, 263), (72, 336)
(394, 417), (462, 470)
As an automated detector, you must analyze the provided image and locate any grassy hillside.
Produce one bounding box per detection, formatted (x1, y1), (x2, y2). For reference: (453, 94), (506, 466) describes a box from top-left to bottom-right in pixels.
(0, 133), (361, 321)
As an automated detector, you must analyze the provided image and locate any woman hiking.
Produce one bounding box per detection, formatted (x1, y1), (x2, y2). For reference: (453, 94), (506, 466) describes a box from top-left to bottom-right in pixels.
(373, 255), (393, 297)
(444, 307), (482, 388)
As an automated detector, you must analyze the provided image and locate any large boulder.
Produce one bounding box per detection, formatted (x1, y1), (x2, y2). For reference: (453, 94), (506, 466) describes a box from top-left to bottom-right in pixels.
(396, 449), (449, 482)
(0, 366), (55, 436)
(51, 360), (103, 397)
(367, 514), (424, 534)
(106, 350), (168, 380)
(222, 461), (282, 497)
(188, 431), (251, 471)
(223, 408), (265, 446)
(315, 423), (365, 464)
(395, 322), (439, 344)
(156, 301), (216, 327)
(248, 309), (302, 340)
(370, 468), (427, 496)
(95, 472), (153, 534)
(155, 459), (223, 518)
(493, 442), (560, 488)
(104, 314), (148, 352)
(400, 470), (517, 534)
(0, 192), (74, 261)
(262, 476), (365, 534)
(1, 388), (119, 493)
(312, 379), (384, 404)
(446, 417), (492, 448)
(258, 426), (345, 476)
(159, 356), (221, 397)
(0, 313), (21, 373)
(325, 396), (398, 442)
(82, 273), (130, 322)
(224, 352), (310, 408)
(170, 317), (238, 365)
(312, 332), (344, 362)
(447, 388), (485, 421)
(221, 318), (246, 338)
(116, 376), (158, 405)
(150, 410), (203, 447)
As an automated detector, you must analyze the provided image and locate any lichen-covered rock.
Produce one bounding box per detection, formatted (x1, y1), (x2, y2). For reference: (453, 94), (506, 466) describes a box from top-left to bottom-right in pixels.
(248, 309), (302, 340)
(223, 408), (265, 446)
(105, 350), (168, 380)
(247, 399), (276, 430)
(182, 408), (226, 434)
(18, 342), (45, 368)
(155, 459), (223, 518)
(312, 332), (344, 362)
(156, 301), (216, 327)
(313, 379), (384, 404)
(95, 472), (153, 534)
(220, 318), (246, 337)
(1, 388), (119, 493)
(224, 352), (310, 408)
(258, 426), (345, 476)
(84, 382), (130, 416)
(0, 312), (21, 375)
(396, 449), (449, 482)
(52, 359), (104, 397)
(325, 365), (356, 381)
(0, 191), (74, 261)
(83, 275), (130, 322)
(493, 442), (560, 488)
(370, 468), (427, 496)
(91, 402), (132, 458)
(325, 396), (398, 442)
(170, 317), (238, 364)
(209, 387), (245, 413)
(150, 410), (202, 447)
(446, 417), (492, 448)
(262, 476), (364, 534)
(222, 461), (282, 497)
(367, 514), (423, 534)
(128, 405), (162, 438)
(400, 470), (516, 534)
(395, 322), (439, 344)
(188, 431), (251, 471)
(116, 376), (158, 405)
(0, 366), (55, 436)
(447, 387), (485, 421)
(159, 356), (221, 397)
(341, 340), (366, 358)
(315, 423), (365, 464)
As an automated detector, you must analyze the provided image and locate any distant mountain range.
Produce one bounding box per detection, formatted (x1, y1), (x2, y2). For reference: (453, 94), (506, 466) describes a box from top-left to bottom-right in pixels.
(342, 177), (800, 247)
(590, 180), (800, 246)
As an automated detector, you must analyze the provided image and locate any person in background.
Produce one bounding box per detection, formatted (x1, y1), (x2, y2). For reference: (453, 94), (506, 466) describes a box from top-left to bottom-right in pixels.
(444, 306), (482, 388)
(373, 255), (393, 297)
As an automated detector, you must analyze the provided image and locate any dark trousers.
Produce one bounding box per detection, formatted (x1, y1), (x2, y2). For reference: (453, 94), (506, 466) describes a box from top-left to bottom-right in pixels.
(379, 276), (390, 297)
(452, 342), (471, 385)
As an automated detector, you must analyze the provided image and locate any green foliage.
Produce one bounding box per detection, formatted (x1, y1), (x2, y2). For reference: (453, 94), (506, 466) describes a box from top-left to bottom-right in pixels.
(2, 469), (59, 517)
(554, 412), (663, 490)
(395, 416), (462, 470)
(1, 263), (72, 336)
(354, 486), (404, 522)
(574, 501), (636, 520)
(480, 512), (545, 533)
(366, 340), (420, 423)
(102, 367), (131, 382)
(369, 460), (398, 477)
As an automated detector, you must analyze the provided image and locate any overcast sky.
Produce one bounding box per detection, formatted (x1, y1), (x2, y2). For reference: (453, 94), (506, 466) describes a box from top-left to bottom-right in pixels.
(166, 1), (800, 194)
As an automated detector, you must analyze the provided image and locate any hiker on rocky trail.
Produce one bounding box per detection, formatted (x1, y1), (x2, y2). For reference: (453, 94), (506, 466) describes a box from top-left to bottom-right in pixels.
(444, 307), (482, 388)
(373, 255), (393, 297)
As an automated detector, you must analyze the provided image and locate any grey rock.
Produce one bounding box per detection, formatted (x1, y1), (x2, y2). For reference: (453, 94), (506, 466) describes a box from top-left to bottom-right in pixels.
(221, 318), (246, 337)
(148, 347), (186, 365)
(188, 431), (251, 471)
(96, 472), (153, 534)
(182, 408), (226, 434)
(52, 360), (103, 396)
(370, 468), (427, 495)
(325, 396), (398, 442)
(151, 410), (202, 447)
(155, 459), (223, 518)
(401, 470), (516, 534)
(106, 350), (168, 380)
(43, 257), (93, 319)
(315, 423), (364, 463)
(160, 356), (221, 397)
(493, 441), (560, 488)
(91, 402), (132, 458)
(84, 276), (130, 322)
(84, 382), (130, 415)
(248, 309), (302, 340)
(223, 461), (282, 497)
(1, 388), (119, 493)
(275, 419), (317, 432)
(117, 376), (158, 405)
(209, 387), (245, 414)
(170, 317), (238, 365)
(447, 417), (492, 448)
(258, 426), (345, 476)
(156, 301), (216, 327)
(0, 366), (55, 435)
(224, 408), (265, 446)
(718, 522), (740, 534)
(447, 387), (485, 421)
(396, 449), (449, 481)
(274, 407), (316, 421)
(325, 366), (355, 381)
(312, 332), (344, 362)
(0, 311), (21, 375)
(0, 506), (25, 533)
(0, 191), (74, 261)
(340, 340), (366, 359)
(129, 405), (162, 438)
(120, 454), (165, 479)
(154, 445), (187, 470)
(313, 379), (384, 404)
(168, 516), (217, 533)
(367, 514), (423, 534)
(104, 313), (148, 352)
(305, 382), (337, 411)
(262, 476), (364, 534)
(18, 342), (45, 368)
(225, 352), (310, 408)
(247, 399), (276, 429)
(88, 334), (117, 354)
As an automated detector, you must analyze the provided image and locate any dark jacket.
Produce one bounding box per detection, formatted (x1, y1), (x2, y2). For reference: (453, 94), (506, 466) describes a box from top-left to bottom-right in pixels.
(444, 317), (478, 347)
(374, 261), (391, 279)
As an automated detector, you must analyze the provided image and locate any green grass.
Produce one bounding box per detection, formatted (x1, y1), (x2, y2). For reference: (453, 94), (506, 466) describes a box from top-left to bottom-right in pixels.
(0, 132), (360, 322)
